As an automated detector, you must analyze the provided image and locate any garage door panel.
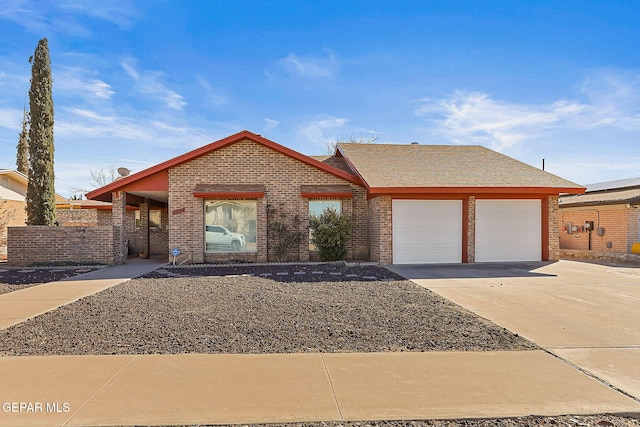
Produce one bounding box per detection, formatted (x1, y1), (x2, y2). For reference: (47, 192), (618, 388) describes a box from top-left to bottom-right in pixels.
(392, 200), (462, 264)
(476, 200), (541, 262)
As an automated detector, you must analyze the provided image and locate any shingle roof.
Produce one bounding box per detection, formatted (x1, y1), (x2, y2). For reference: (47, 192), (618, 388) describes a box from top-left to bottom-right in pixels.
(337, 143), (583, 193)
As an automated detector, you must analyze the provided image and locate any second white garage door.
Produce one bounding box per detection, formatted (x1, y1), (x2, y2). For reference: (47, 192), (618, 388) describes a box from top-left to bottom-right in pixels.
(392, 200), (462, 264)
(475, 199), (541, 262)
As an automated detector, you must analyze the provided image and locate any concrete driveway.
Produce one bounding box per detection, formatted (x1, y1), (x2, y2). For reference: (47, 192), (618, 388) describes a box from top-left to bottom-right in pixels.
(387, 260), (640, 402)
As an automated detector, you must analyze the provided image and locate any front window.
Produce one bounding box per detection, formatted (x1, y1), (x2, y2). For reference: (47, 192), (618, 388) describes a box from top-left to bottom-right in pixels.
(205, 200), (257, 252)
(135, 210), (161, 229)
(309, 200), (342, 250)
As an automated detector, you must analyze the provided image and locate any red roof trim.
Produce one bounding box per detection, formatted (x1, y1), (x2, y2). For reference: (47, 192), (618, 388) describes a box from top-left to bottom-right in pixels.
(87, 130), (362, 201)
(301, 191), (353, 199)
(193, 191), (265, 199)
(335, 145), (372, 191)
(367, 186), (586, 196)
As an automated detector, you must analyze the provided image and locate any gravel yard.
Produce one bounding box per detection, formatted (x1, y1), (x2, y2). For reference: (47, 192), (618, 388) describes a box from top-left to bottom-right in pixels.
(245, 415), (640, 426)
(0, 264), (535, 356)
(1, 263), (637, 427)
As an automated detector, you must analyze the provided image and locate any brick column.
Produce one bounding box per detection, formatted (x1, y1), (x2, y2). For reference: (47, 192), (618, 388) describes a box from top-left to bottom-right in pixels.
(467, 196), (476, 263)
(547, 195), (560, 261)
(257, 198), (268, 262)
(368, 196), (393, 264)
(139, 200), (149, 258)
(112, 191), (127, 264)
(299, 198), (310, 262)
(191, 197), (204, 263)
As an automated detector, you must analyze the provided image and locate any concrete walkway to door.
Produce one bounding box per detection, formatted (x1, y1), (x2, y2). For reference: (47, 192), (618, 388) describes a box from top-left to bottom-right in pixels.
(387, 260), (640, 403)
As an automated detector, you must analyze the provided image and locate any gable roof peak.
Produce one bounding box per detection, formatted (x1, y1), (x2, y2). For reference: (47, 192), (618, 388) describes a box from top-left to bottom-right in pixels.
(87, 130), (361, 201)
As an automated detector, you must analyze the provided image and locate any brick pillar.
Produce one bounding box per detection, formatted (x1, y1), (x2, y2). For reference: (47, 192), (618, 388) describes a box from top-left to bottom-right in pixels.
(112, 191), (127, 264)
(299, 198), (310, 262)
(139, 200), (149, 258)
(376, 196), (393, 265)
(467, 196), (476, 263)
(343, 197), (354, 261)
(257, 198), (268, 262)
(547, 195), (560, 261)
(191, 197), (204, 264)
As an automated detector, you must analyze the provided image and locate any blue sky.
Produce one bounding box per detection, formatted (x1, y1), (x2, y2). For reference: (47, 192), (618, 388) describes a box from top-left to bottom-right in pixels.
(1, 1), (639, 197)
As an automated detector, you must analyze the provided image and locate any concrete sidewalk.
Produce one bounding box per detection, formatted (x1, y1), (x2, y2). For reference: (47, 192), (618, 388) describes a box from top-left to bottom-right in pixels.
(1, 351), (639, 426)
(0, 258), (165, 330)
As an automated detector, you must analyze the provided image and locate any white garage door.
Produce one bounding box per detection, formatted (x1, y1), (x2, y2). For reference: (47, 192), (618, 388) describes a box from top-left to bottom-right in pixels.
(475, 199), (541, 262)
(392, 200), (462, 264)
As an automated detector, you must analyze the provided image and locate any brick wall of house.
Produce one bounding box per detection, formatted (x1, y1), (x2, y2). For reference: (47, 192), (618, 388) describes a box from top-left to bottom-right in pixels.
(368, 196), (392, 264)
(119, 209), (169, 257)
(7, 226), (117, 266)
(167, 139), (367, 264)
(559, 204), (640, 253)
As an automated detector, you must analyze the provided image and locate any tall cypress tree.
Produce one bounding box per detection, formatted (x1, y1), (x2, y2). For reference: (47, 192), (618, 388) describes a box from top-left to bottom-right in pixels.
(16, 106), (29, 176)
(26, 38), (56, 226)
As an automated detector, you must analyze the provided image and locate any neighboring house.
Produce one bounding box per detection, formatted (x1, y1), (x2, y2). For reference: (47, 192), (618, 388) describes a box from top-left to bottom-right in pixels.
(559, 177), (640, 254)
(0, 169), (66, 260)
(85, 130), (584, 265)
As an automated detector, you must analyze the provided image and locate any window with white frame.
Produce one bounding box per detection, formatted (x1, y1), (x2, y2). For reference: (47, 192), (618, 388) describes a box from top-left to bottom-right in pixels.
(309, 200), (342, 250)
(204, 200), (257, 252)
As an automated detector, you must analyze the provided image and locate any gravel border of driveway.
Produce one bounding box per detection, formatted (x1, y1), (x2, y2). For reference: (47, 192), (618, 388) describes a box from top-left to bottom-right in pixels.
(220, 414), (640, 426)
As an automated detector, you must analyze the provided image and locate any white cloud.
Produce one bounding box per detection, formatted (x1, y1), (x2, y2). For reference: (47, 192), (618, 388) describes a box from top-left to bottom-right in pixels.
(195, 75), (228, 106)
(121, 60), (187, 110)
(576, 70), (640, 131)
(0, 0), (50, 34)
(0, 107), (22, 131)
(279, 50), (339, 78)
(297, 114), (349, 147)
(263, 118), (279, 132)
(121, 62), (139, 80)
(56, 105), (213, 147)
(416, 71), (640, 151)
(55, 66), (114, 100)
(415, 91), (582, 151)
(0, 0), (137, 36)
(58, 0), (137, 28)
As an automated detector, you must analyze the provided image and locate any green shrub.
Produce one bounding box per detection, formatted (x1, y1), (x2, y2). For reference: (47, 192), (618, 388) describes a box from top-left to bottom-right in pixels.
(309, 207), (352, 262)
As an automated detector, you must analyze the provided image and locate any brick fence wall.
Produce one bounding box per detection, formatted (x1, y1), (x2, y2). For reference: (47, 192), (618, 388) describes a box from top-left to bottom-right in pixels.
(7, 226), (118, 266)
(56, 209), (99, 226)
